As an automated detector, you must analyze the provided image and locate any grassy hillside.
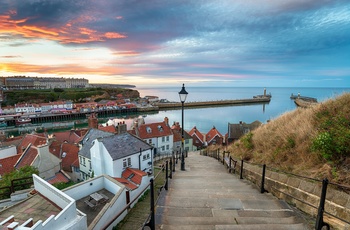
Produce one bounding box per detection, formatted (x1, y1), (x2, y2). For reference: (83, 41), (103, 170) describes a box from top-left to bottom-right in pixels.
(226, 93), (350, 185)
(1, 87), (140, 106)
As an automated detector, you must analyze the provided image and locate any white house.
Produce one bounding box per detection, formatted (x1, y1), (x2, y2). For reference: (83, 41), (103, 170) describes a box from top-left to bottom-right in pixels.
(15, 104), (35, 114)
(90, 132), (153, 177)
(78, 129), (114, 180)
(135, 118), (173, 157)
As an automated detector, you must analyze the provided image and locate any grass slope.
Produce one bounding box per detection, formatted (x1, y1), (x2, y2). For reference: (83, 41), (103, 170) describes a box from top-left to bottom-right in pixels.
(227, 93), (350, 185)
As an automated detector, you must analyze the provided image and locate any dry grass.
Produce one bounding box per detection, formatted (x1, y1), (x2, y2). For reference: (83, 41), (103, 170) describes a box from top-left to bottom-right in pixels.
(226, 93), (350, 185)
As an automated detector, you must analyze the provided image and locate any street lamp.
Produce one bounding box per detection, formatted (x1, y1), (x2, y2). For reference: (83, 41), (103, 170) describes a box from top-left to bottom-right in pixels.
(179, 83), (188, 171)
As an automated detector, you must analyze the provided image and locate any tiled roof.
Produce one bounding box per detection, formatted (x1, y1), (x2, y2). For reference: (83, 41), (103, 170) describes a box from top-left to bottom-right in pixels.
(61, 143), (79, 172)
(49, 141), (79, 172)
(122, 168), (147, 185)
(137, 121), (172, 139)
(52, 130), (82, 144)
(0, 154), (22, 175)
(114, 178), (138, 190)
(171, 129), (182, 142)
(0, 136), (23, 147)
(17, 134), (47, 154)
(78, 128), (114, 158)
(188, 126), (204, 143)
(16, 147), (39, 168)
(98, 125), (116, 133)
(206, 126), (223, 144)
(228, 121), (262, 139)
(100, 132), (153, 160)
(47, 171), (70, 184)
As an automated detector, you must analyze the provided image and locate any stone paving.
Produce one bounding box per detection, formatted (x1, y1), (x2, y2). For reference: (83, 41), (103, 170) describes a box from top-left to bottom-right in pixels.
(155, 151), (311, 230)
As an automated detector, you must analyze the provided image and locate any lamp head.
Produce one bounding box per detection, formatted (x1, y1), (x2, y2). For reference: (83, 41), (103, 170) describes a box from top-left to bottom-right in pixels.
(178, 83), (188, 103)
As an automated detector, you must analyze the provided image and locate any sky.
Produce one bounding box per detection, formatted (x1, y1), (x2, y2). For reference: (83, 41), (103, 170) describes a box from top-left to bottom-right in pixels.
(0, 0), (350, 88)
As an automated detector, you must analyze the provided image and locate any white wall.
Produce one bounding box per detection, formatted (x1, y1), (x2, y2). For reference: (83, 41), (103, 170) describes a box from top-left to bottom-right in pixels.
(0, 145), (17, 159)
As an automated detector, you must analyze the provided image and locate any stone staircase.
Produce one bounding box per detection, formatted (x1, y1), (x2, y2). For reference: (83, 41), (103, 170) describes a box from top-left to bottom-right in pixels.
(155, 151), (311, 230)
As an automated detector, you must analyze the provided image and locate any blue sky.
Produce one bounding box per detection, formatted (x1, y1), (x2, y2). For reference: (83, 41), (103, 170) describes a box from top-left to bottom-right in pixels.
(0, 0), (349, 87)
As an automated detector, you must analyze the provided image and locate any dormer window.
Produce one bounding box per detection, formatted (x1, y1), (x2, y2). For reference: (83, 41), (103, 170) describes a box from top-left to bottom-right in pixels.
(158, 125), (163, 131)
(146, 127), (152, 133)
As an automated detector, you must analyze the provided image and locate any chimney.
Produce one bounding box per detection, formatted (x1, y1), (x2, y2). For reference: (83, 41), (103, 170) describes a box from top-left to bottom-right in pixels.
(88, 113), (98, 129)
(117, 123), (127, 134)
(164, 117), (169, 126)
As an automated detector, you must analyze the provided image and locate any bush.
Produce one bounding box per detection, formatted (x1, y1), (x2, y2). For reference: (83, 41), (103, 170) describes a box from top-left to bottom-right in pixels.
(241, 132), (254, 150)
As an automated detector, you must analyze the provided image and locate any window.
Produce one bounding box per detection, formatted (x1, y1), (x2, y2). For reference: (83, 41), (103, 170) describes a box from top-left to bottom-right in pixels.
(89, 160), (92, 169)
(166, 136), (169, 141)
(162, 137), (165, 142)
(127, 157), (131, 166)
(162, 146), (165, 151)
(83, 157), (86, 166)
(148, 139), (152, 144)
(143, 155), (147, 160)
(166, 145), (169, 150)
(123, 159), (127, 168)
(185, 139), (189, 144)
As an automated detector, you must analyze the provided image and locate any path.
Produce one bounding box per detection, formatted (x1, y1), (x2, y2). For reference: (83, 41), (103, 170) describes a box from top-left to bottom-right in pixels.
(155, 151), (311, 230)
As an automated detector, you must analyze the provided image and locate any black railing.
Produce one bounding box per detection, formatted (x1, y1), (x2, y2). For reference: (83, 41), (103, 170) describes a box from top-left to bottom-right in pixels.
(200, 149), (350, 230)
(0, 176), (34, 199)
(102, 160), (170, 230)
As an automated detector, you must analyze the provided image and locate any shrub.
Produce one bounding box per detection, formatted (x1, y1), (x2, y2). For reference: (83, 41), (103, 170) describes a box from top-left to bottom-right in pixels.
(241, 132), (254, 150)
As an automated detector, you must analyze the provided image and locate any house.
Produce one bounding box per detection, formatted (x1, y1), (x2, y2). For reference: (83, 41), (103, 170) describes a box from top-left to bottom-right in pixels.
(206, 126), (224, 146)
(89, 132), (153, 178)
(0, 173), (147, 230)
(78, 129), (114, 180)
(135, 118), (173, 157)
(188, 126), (205, 149)
(227, 120), (262, 144)
(171, 121), (195, 153)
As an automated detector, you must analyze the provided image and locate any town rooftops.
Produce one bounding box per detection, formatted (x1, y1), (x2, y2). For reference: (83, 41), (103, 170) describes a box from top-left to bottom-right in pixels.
(188, 126), (205, 143)
(0, 154), (22, 175)
(78, 128), (114, 158)
(99, 132), (153, 160)
(137, 121), (172, 139)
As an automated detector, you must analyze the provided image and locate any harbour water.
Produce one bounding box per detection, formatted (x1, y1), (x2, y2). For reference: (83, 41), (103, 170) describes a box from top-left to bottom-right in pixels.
(1, 87), (350, 137)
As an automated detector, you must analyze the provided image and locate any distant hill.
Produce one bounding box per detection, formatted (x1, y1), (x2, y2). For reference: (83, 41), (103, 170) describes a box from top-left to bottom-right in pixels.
(1, 87), (140, 106)
(90, 84), (136, 88)
(227, 93), (350, 185)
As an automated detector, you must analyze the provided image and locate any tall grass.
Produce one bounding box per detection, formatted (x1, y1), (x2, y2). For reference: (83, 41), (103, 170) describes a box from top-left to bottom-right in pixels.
(228, 93), (350, 184)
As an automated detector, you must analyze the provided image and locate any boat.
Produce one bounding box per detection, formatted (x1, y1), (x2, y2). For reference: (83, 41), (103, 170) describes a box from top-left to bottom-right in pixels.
(0, 121), (7, 127)
(15, 118), (32, 126)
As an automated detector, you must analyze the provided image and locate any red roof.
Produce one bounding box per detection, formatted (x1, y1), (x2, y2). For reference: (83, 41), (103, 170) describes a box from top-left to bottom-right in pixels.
(49, 141), (79, 172)
(0, 154), (22, 175)
(17, 134), (47, 154)
(47, 171), (70, 184)
(137, 121), (172, 139)
(16, 147), (38, 168)
(122, 168), (147, 185)
(188, 126), (205, 143)
(52, 130), (82, 144)
(98, 125), (116, 133)
(114, 178), (138, 190)
(206, 126), (223, 143)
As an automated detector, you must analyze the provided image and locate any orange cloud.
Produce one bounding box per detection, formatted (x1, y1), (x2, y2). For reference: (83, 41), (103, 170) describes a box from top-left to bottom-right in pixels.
(112, 51), (140, 56)
(0, 12), (126, 44)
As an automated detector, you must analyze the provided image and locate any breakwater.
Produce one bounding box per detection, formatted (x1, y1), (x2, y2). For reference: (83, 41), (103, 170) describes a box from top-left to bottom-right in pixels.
(154, 97), (270, 109)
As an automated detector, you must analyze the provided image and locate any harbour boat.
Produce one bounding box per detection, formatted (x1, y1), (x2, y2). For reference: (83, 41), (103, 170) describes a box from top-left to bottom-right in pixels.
(15, 118), (32, 126)
(0, 121), (7, 127)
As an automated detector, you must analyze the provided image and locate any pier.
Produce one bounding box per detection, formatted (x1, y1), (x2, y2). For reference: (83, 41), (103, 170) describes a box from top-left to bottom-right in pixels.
(154, 97), (270, 109)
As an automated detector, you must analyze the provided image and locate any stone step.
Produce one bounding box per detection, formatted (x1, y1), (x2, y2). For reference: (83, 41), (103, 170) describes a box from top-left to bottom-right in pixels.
(158, 215), (300, 225)
(157, 223), (308, 230)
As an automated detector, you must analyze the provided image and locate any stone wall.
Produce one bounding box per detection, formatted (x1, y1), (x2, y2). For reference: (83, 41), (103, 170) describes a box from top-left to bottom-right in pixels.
(238, 162), (350, 229)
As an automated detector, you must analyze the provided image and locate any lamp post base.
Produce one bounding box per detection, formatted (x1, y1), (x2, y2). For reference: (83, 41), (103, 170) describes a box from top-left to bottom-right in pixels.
(181, 153), (185, 171)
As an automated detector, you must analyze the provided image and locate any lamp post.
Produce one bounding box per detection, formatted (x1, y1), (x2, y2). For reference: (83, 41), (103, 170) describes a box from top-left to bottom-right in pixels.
(179, 83), (188, 171)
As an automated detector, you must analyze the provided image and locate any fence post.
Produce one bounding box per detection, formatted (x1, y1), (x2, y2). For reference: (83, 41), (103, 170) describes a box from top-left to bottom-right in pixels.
(260, 164), (266, 193)
(315, 178), (330, 230)
(173, 155), (175, 172)
(217, 149), (220, 161)
(240, 160), (244, 179)
(165, 160), (168, 191)
(222, 151), (225, 165)
(149, 179), (155, 230)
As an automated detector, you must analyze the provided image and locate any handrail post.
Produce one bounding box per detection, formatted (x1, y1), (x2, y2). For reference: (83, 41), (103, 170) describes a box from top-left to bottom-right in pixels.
(173, 155), (175, 172)
(260, 164), (266, 193)
(217, 149), (220, 161)
(165, 160), (168, 191)
(229, 156), (232, 173)
(222, 151), (225, 165)
(169, 158), (172, 179)
(149, 179), (155, 230)
(315, 178), (330, 230)
(240, 160), (244, 179)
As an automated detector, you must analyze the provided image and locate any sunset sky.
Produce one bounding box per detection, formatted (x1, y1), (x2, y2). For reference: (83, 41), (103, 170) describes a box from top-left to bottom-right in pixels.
(0, 0), (349, 87)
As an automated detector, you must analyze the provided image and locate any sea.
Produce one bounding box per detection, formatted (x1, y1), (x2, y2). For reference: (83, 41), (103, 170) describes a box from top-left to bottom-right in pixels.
(2, 87), (350, 137)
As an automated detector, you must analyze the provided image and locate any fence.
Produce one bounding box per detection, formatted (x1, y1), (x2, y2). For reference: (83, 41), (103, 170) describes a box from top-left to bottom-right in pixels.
(0, 176), (33, 199)
(200, 149), (350, 230)
(101, 157), (174, 230)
